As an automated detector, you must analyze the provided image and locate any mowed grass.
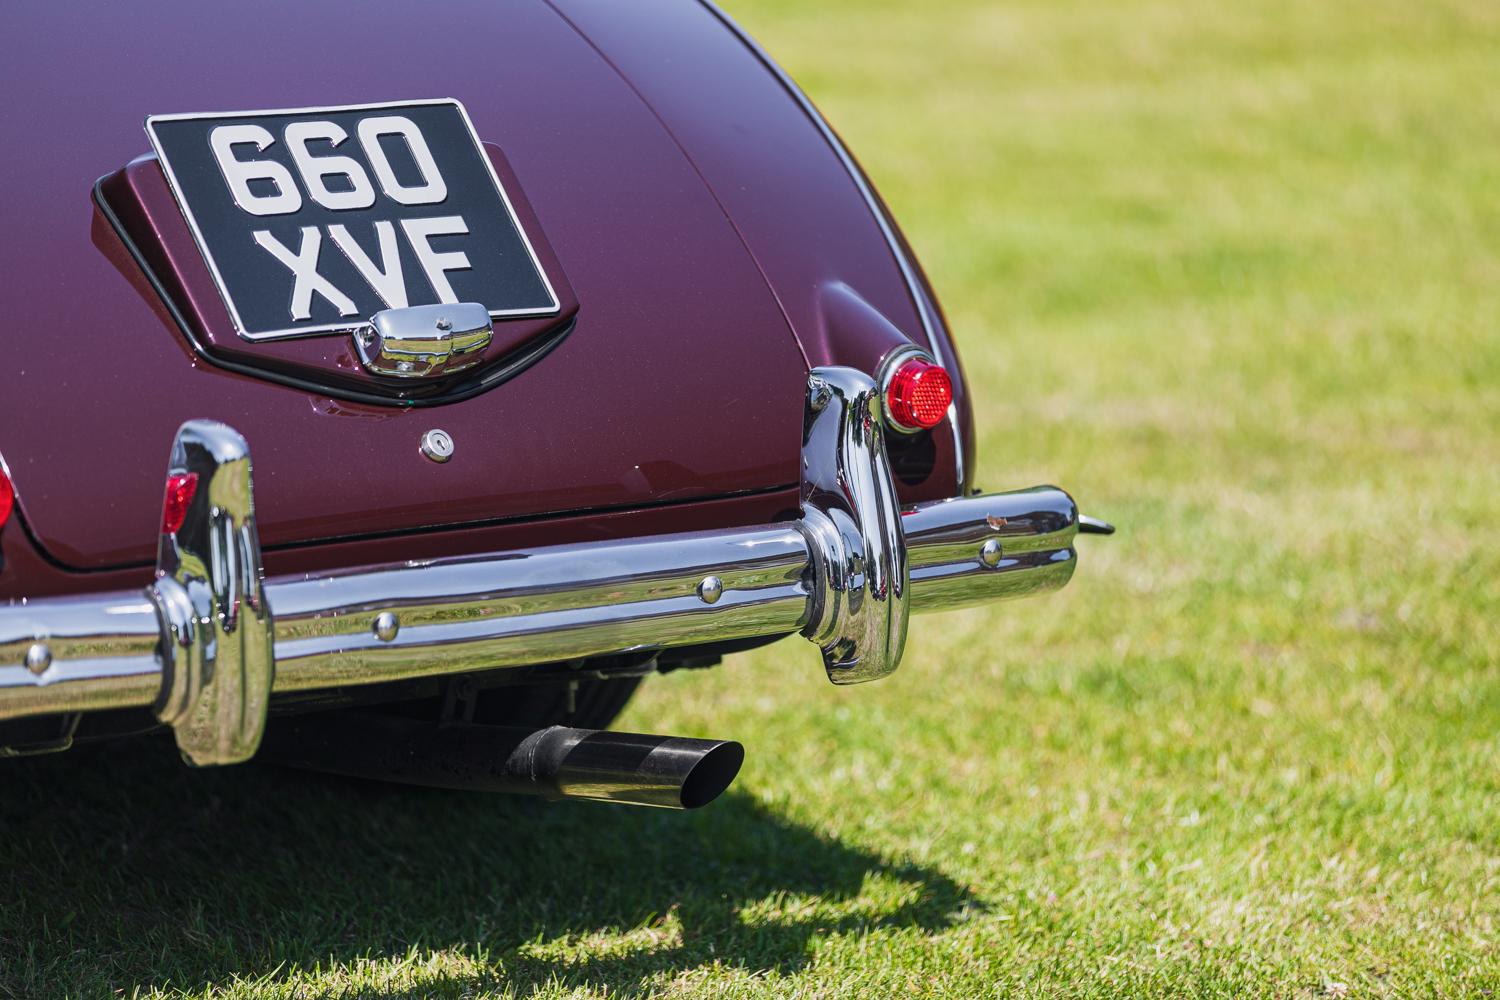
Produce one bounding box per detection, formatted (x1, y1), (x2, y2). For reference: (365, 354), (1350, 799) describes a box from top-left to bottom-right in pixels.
(4, 0), (1500, 996)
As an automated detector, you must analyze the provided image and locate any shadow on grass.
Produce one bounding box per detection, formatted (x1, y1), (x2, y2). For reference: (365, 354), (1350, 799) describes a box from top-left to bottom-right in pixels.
(0, 735), (977, 997)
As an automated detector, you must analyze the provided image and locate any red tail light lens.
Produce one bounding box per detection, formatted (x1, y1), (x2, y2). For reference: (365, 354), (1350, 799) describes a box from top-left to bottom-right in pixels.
(161, 472), (199, 535)
(884, 356), (953, 432)
(0, 466), (12, 529)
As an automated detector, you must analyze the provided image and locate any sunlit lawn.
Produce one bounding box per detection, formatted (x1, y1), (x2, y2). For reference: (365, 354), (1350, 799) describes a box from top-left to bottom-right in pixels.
(4, 0), (1499, 996)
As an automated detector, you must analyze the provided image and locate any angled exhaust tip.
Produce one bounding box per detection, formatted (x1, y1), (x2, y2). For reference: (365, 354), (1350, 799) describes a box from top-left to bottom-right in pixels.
(259, 712), (744, 810)
(679, 739), (745, 809)
(537, 729), (746, 809)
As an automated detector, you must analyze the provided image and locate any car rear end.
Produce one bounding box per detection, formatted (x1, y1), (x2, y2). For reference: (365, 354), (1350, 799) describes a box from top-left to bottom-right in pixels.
(0, 0), (1099, 806)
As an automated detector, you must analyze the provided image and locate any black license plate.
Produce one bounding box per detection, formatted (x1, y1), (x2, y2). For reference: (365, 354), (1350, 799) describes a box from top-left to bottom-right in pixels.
(146, 99), (559, 341)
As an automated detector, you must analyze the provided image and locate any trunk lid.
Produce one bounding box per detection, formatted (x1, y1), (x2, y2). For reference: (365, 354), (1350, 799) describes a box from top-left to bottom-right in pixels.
(0, 0), (806, 569)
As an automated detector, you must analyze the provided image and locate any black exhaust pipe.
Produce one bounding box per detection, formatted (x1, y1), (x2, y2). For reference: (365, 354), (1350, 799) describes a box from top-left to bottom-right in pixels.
(258, 711), (745, 810)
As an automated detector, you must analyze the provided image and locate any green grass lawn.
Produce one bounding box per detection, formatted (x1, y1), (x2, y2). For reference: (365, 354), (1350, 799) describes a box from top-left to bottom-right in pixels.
(5, 0), (1500, 995)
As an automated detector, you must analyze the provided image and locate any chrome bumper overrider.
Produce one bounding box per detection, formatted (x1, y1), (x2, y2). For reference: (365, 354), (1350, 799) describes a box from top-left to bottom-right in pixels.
(0, 368), (1080, 765)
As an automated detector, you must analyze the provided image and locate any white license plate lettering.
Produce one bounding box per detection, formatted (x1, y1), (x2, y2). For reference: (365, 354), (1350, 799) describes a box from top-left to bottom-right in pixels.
(147, 100), (559, 340)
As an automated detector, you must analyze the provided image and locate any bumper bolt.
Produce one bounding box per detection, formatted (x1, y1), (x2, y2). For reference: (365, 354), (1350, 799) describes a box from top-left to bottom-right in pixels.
(24, 642), (52, 675)
(697, 576), (724, 605)
(372, 612), (401, 643)
(979, 538), (1003, 568)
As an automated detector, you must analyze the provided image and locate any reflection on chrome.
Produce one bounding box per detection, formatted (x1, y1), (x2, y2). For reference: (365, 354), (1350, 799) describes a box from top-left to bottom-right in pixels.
(798, 367), (909, 684)
(356, 301), (494, 379)
(0, 370), (1079, 763)
(147, 421), (274, 766)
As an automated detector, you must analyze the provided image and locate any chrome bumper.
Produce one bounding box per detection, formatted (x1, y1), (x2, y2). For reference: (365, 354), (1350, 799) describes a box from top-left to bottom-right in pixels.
(0, 368), (1079, 765)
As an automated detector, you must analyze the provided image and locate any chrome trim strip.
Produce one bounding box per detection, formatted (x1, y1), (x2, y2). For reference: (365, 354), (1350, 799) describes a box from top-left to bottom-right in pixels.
(0, 379), (1077, 750)
(0, 593), (163, 719)
(268, 524), (814, 692)
(697, 0), (968, 490)
(903, 488), (1078, 614)
(0, 486), (1075, 732)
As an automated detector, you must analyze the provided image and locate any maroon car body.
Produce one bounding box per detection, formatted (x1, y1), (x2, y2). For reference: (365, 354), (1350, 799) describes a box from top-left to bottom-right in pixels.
(1, 0), (968, 588)
(0, 1), (1085, 807)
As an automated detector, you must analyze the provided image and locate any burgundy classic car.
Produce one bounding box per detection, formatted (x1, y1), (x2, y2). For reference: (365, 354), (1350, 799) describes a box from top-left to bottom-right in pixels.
(0, 0), (1105, 808)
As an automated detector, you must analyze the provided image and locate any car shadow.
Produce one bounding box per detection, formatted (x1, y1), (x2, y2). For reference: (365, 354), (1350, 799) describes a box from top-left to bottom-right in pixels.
(0, 735), (979, 997)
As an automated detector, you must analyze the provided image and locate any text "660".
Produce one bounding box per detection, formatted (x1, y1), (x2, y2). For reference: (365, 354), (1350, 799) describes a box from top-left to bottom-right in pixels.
(210, 115), (446, 215)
